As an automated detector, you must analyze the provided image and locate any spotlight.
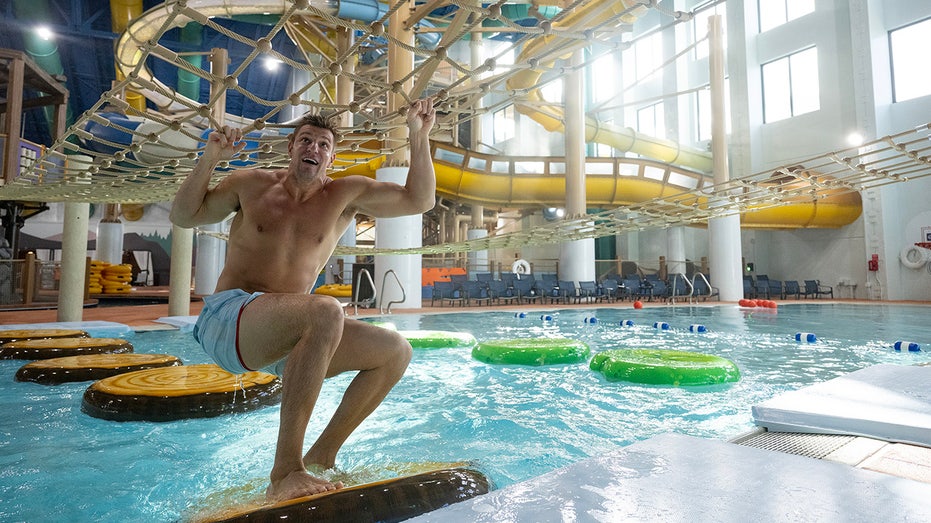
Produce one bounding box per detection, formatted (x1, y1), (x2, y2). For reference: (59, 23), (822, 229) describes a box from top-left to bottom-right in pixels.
(846, 132), (864, 147)
(35, 26), (54, 41)
(262, 57), (282, 72)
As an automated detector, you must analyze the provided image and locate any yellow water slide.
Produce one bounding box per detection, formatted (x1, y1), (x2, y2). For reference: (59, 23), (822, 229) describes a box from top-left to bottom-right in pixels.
(111, 0), (860, 228)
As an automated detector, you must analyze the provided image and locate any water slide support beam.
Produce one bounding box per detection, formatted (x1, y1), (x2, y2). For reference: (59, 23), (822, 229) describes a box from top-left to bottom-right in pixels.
(375, 5), (421, 309)
(707, 15), (743, 301)
(559, 49), (595, 281)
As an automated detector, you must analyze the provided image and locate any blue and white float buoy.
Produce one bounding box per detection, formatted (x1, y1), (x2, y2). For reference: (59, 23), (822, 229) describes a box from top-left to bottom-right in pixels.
(689, 324), (707, 333)
(584, 317), (598, 324)
(893, 340), (921, 352)
(540, 314), (553, 322)
(619, 319), (634, 327)
(795, 332), (817, 343)
(514, 312), (526, 318)
(653, 322), (670, 330)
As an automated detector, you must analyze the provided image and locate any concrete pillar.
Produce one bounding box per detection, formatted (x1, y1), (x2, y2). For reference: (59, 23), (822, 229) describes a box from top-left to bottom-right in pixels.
(168, 225), (194, 316)
(375, 166), (421, 309)
(96, 204), (123, 265)
(193, 48), (230, 295)
(57, 202), (90, 322)
(193, 224), (224, 295)
(559, 49), (595, 281)
(707, 15), (743, 300)
(667, 226), (686, 276)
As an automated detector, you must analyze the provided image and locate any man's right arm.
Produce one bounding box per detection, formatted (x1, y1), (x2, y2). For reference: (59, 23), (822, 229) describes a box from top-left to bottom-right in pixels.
(169, 126), (247, 228)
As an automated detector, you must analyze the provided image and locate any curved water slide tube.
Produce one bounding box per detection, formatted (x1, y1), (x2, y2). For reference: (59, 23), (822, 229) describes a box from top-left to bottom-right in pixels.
(101, 0), (860, 228)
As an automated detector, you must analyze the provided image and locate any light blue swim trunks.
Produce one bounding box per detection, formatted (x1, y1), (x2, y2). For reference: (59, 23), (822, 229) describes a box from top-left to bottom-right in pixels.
(193, 289), (286, 376)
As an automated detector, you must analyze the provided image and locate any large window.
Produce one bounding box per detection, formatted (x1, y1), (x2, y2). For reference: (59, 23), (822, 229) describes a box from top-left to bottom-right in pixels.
(623, 31), (662, 87)
(761, 47), (819, 123)
(758, 0), (815, 33)
(637, 102), (665, 138)
(493, 105), (515, 143)
(890, 17), (931, 102)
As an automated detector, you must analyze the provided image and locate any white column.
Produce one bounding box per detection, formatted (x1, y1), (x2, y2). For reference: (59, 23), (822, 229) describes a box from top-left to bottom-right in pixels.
(667, 226), (686, 276)
(193, 223), (225, 295)
(95, 220), (123, 265)
(708, 15), (743, 300)
(559, 49), (595, 281)
(168, 225), (194, 316)
(193, 48), (230, 295)
(57, 202), (90, 322)
(375, 166), (422, 309)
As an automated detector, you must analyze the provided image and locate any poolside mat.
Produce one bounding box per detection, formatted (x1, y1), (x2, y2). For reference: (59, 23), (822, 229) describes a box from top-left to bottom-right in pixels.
(406, 433), (931, 522)
(752, 364), (931, 447)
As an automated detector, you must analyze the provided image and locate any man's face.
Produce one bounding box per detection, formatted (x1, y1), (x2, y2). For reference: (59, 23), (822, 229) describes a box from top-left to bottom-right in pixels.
(289, 125), (336, 174)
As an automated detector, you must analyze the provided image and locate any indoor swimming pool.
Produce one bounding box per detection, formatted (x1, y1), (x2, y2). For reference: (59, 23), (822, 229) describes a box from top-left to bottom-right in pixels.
(1, 303), (929, 521)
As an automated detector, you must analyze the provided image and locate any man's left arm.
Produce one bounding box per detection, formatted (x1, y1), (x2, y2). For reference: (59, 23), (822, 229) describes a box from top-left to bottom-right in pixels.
(352, 98), (437, 217)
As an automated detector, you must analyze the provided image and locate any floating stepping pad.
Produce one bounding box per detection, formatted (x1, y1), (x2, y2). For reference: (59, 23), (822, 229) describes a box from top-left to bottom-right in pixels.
(16, 353), (183, 385)
(590, 349), (741, 386)
(0, 337), (133, 360)
(399, 330), (477, 349)
(472, 338), (590, 366)
(82, 364), (282, 421)
(202, 467), (491, 523)
(0, 328), (89, 344)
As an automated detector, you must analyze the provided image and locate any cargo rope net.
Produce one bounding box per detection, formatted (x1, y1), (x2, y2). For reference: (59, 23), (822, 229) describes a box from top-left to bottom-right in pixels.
(3, 0), (931, 256)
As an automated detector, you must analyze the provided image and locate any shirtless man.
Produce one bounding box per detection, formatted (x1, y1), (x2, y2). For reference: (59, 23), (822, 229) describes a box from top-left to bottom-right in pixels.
(170, 98), (436, 502)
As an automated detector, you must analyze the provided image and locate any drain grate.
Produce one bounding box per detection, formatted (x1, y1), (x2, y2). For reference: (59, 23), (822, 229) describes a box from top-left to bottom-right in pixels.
(731, 431), (856, 459)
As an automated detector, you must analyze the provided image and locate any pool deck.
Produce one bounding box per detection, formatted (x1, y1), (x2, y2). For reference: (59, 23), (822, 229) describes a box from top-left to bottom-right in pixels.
(3, 295), (931, 520)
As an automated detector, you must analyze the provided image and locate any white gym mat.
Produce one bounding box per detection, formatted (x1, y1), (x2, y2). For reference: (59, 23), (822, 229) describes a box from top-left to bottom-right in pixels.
(752, 364), (931, 447)
(408, 432), (931, 522)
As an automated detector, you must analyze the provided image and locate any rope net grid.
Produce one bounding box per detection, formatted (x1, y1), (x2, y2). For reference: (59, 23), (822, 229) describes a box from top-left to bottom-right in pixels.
(2, 0), (930, 255)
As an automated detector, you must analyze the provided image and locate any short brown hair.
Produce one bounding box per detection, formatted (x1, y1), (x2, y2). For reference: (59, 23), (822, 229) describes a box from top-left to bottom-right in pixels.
(291, 112), (340, 143)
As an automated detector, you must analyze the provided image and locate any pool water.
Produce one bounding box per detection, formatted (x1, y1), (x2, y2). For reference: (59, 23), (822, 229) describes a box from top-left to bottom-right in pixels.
(1, 303), (929, 521)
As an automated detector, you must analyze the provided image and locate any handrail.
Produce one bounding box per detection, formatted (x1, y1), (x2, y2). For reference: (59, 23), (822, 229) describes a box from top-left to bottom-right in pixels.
(347, 268), (377, 316)
(668, 273), (693, 304)
(379, 269), (406, 314)
(690, 272), (715, 303)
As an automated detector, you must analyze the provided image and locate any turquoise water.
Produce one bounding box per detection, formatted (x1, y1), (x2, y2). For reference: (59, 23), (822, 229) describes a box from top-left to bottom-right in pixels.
(1, 303), (930, 521)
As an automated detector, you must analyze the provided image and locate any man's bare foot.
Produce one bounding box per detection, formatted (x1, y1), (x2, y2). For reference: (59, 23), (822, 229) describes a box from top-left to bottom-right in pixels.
(265, 470), (343, 503)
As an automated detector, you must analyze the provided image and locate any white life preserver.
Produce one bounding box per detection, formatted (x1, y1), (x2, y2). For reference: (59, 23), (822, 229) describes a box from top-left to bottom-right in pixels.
(899, 245), (928, 270)
(511, 259), (531, 274)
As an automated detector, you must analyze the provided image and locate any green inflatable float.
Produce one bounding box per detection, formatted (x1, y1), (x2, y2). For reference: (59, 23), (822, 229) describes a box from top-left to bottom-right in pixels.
(590, 349), (740, 386)
(472, 338), (590, 366)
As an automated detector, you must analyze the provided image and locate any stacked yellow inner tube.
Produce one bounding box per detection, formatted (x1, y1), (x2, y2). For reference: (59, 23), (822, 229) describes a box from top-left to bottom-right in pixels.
(89, 261), (133, 294)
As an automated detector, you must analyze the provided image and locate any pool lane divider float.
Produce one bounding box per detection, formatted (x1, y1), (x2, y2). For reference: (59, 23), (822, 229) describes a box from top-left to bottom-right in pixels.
(590, 349), (741, 386)
(795, 332), (818, 343)
(894, 340), (922, 352)
(399, 330), (478, 349)
(472, 338), (590, 366)
(16, 353), (183, 385)
(202, 467), (491, 523)
(0, 337), (133, 360)
(738, 299), (778, 309)
(82, 364), (281, 422)
(0, 328), (89, 344)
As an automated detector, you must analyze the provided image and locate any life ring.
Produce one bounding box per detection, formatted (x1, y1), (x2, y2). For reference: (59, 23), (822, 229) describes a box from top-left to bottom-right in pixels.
(81, 364), (281, 421)
(0, 337), (133, 360)
(0, 328), (89, 344)
(16, 353), (182, 385)
(198, 467), (490, 523)
(399, 330), (477, 349)
(472, 338), (590, 366)
(314, 284), (353, 297)
(899, 245), (928, 269)
(590, 349), (740, 386)
(511, 259), (531, 274)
